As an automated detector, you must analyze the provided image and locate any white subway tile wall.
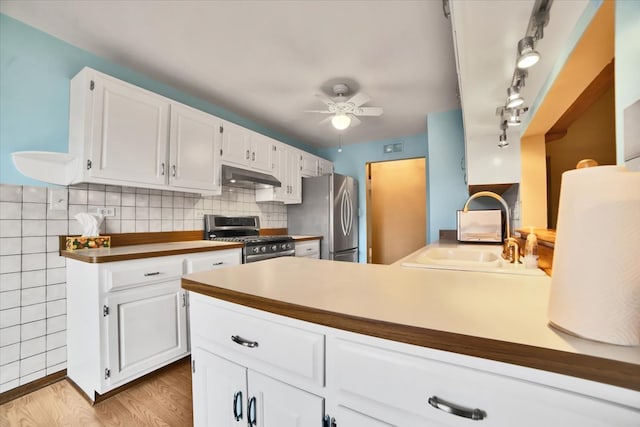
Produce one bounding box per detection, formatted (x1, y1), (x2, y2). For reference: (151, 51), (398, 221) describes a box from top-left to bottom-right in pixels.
(0, 183), (286, 393)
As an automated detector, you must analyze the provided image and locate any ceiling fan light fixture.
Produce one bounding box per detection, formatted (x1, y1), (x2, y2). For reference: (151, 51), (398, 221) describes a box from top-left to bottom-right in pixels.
(516, 36), (540, 69)
(506, 86), (524, 109)
(331, 113), (351, 130)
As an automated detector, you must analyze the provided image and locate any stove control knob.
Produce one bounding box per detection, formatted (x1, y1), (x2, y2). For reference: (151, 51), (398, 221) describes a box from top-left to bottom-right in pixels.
(252, 247), (259, 254)
(260, 246), (267, 253)
(281, 243), (287, 250)
(271, 245), (278, 252)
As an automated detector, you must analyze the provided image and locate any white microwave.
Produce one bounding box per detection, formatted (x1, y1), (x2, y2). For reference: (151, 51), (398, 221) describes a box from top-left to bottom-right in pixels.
(456, 209), (503, 243)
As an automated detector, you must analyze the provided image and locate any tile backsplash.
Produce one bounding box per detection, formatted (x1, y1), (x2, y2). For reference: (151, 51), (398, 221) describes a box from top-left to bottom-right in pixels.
(0, 183), (286, 393)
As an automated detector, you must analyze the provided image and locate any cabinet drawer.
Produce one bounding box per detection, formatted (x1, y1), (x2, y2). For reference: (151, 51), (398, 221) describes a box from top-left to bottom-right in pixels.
(330, 338), (640, 427)
(295, 240), (320, 258)
(190, 297), (324, 387)
(184, 249), (241, 274)
(103, 258), (183, 292)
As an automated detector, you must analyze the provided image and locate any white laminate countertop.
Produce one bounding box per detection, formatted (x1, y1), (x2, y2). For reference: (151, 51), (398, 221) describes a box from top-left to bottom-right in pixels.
(182, 256), (640, 390)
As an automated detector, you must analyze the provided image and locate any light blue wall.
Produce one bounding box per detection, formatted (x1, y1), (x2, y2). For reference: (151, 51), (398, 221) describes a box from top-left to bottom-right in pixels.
(318, 109), (467, 262)
(317, 133), (428, 263)
(615, 1), (640, 165)
(426, 110), (468, 242)
(0, 14), (314, 186)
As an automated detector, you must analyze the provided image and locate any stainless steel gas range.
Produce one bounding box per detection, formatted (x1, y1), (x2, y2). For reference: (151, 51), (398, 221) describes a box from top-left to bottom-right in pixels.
(204, 215), (294, 263)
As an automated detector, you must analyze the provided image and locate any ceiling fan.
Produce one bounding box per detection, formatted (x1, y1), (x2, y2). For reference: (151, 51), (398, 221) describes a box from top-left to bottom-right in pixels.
(305, 83), (383, 130)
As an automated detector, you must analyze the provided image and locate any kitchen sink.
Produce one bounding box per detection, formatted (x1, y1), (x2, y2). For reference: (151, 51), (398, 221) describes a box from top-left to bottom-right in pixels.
(400, 246), (546, 276)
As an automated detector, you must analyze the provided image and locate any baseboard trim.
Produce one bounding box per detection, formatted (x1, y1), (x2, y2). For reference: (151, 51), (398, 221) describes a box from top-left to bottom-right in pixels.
(0, 370), (67, 405)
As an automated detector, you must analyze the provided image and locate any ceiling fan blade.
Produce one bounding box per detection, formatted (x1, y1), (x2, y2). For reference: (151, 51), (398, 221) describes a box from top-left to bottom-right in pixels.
(315, 93), (335, 107)
(353, 106), (383, 116)
(318, 116), (333, 125)
(346, 92), (370, 107)
(348, 114), (362, 127)
(304, 110), (333, 114)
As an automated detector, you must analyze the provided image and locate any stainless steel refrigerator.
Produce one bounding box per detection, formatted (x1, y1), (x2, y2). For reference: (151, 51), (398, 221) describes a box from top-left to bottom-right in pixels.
(287, 173), (358, 262)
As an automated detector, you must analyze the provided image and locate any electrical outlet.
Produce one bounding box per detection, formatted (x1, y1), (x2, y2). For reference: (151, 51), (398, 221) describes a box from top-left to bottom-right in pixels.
(96, 207), (115, 217)
(195, 210), (204, 218)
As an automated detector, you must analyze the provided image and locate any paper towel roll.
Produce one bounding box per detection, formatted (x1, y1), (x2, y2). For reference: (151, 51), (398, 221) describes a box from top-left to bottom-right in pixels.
(549, 166), (640, 346)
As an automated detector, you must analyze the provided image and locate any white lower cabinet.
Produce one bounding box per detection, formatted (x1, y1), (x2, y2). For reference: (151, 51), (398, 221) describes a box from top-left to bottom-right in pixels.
(192, 347), (324, 427)
(66, 249), (241, 401)
(294, 239), (320, 259)
(189, 295), (640, 427)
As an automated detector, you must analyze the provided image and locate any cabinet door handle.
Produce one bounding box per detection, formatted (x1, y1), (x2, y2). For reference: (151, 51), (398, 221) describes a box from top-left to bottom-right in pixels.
(181, 292), (187, 307)
(231, 335), (259, 348)
(248, 396), (257, 426)
(233, 390), (243, 421)
(160, 163), (165, 176)
(144, 271), (161, 277)
(251, 151), (255, 161)
(427, 396), (486, 421)
(212, 261), (224, 266)
(171, 165), (176, 177)
(246, 149), (250, 160)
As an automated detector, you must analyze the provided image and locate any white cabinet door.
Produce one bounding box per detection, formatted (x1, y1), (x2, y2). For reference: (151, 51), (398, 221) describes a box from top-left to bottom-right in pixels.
(300, 152), (319, 177)
(284, 147), (301, 204)
(89, 73), (169, 186)
(169, 103), (222, 194)
(192, 347), (247, 427)
(248, 370), (324, 427)
(249, 133), (275, 173)
(334, 406), (395, 427)
(319, 159), (334, 175)
(104, 282), (188, 387)
(221, 120), (251, 168)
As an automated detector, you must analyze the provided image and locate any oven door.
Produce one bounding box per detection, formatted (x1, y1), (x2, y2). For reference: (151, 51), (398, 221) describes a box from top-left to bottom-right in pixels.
(244, 250), (295, 263)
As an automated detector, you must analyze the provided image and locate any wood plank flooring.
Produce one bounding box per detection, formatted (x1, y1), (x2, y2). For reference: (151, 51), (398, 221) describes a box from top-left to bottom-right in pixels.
(0, 358), (193, 427)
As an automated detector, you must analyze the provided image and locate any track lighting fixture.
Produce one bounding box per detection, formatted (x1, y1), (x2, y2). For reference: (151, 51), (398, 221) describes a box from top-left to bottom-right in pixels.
(516, 36), (540, 69)
(496, 0), (553, 142)
(498, 121), (509, 148)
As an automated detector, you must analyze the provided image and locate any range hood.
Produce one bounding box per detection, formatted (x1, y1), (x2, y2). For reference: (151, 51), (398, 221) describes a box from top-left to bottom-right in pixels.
(221, 164), (281, 189)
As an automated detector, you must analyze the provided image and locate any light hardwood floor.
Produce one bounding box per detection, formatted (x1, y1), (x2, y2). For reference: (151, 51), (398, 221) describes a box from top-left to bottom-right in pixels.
(0, 359), (193, 427)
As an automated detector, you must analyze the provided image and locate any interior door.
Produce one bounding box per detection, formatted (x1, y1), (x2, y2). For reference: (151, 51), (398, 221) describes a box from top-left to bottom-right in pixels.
(247, 370), (324, 427)
(192, 347), (247, 427)
(332, 174), (358, 252)
(367, 158), (426, 264)
(105, 282), (187, 386)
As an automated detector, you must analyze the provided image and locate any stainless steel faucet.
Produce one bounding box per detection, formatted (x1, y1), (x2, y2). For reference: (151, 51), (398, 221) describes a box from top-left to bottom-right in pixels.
(463, 191), (520, 263)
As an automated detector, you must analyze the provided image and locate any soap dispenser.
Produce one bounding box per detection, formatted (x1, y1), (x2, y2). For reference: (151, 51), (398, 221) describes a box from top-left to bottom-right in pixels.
(524, 228), (539, 269)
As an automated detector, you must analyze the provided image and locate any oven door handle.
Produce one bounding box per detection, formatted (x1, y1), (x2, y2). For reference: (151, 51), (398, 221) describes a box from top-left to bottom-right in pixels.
(244, 250), (295, 263)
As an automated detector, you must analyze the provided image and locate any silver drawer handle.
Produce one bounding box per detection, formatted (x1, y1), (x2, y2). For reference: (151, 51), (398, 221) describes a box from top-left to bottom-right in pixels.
(212, 261), (224, 266)
(231, 335), (259, 348)
(428, 396), (486, 421)
(144, 271), (161, 277)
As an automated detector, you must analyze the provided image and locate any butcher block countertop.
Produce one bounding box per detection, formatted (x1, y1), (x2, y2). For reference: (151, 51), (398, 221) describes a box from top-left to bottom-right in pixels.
(60, 240), (242, 263)
(182, 257), (640, 391)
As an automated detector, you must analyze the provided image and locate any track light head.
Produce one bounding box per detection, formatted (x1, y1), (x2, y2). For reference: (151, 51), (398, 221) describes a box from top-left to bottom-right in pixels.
(506, 86), (524, 109)
(498, 133), (508, 148)
(517, 36), (540, 69)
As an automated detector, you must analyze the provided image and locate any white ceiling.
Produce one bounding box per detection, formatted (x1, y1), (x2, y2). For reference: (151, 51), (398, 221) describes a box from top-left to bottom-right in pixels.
(0, 0), (461, 149)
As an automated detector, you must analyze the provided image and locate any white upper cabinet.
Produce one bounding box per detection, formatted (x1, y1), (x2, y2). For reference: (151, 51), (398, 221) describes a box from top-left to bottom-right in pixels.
(318, 158), (334, 175)
(220, 121), (273, 174)
(300, 151), (319, 177)
(169, 103), (222, 192)
(69, 68), (169, 187)
(68, 67), (222, 195)
(255, 141), (301, 204)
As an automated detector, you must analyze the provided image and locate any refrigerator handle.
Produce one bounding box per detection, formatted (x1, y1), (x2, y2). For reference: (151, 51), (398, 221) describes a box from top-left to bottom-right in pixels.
(346, 189), (353, 236)
(340, 190), (348, 236)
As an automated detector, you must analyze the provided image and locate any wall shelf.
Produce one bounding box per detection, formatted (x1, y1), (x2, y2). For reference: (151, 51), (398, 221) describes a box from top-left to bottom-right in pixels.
(12, 151), (78, 186)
